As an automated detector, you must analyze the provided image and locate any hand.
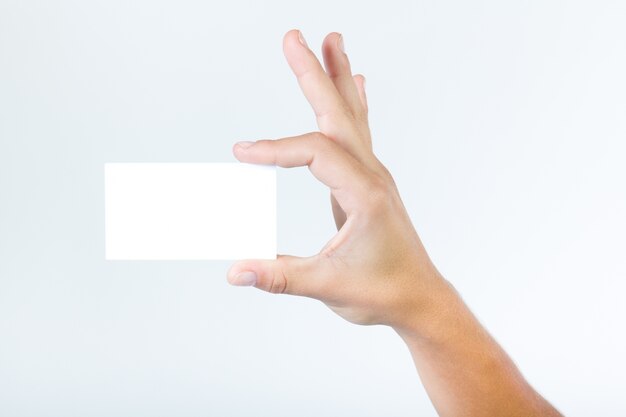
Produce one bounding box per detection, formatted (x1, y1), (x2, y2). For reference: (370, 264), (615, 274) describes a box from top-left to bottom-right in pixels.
(227, 30), (444, 329)
(226, 30), (564, 417)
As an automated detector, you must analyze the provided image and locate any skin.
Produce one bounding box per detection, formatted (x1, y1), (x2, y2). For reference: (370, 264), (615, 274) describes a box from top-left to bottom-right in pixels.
(227, 29), (563, 417)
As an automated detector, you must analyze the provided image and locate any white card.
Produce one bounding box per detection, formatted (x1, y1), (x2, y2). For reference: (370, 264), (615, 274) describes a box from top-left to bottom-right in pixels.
(104, 163), (276, 260)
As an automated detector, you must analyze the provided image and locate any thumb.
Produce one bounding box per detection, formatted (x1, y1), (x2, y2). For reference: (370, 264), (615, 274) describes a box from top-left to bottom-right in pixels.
(227, 254), (323, 298)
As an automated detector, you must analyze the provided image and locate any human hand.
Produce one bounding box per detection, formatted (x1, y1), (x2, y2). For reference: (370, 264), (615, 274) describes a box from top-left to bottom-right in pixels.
(225, 31), (565, 417)
(227, 30), (445, 330)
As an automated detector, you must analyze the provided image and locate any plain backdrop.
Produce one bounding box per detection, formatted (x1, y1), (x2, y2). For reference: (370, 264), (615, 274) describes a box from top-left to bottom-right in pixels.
(1, 1), (625, 416)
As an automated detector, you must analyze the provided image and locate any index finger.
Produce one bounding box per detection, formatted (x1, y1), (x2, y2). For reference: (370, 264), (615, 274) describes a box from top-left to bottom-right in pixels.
(233, 132), (371, 215)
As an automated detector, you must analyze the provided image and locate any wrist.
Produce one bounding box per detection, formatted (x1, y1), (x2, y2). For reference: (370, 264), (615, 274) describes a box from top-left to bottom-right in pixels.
(389, 269), (463, 345)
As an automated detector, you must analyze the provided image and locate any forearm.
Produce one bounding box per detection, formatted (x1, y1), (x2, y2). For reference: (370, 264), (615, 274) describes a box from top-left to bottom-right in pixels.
(393, 275), (562, 417)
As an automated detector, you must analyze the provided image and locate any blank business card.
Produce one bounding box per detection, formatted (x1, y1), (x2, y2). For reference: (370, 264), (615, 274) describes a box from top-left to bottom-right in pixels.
(104, 163), (276, 260)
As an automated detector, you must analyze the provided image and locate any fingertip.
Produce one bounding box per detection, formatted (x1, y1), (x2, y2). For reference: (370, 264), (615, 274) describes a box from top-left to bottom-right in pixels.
(322, 32), (342, 51)
(283, 29), (307, 54)
(283, 31), (315, 77)
(284, 29), (300, 44)
(227, 262), (259, 287)
(354, 74), (366, 90)
(231, 271), (258, 287)
(232, 141), (255, 159)
(353, 74), (368, 111)
(232, 147), (243, 163)
(226, 262), (240, 282)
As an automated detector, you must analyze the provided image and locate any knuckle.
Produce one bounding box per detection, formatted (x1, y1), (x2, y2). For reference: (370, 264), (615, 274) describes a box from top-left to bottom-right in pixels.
(307, 132), (335, 153)
(308, 131), (330, 146)
(362, 170), (395, 213)
(369, 159), (396, 186)
(366, 177), (389, 204)
(268, 262), (289, 295)
(379, 165), (396, 187)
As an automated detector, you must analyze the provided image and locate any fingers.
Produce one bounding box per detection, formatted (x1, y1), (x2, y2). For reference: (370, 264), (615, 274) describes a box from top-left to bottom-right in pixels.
(282, 30), (352, 131)
(352, 74), (368, 113)
(321, 33), (365, 120)
(283, 30), (365, 159)
(227, 255), (325, 298)
(233, 132), (370, 214)
(351, 73), (372, 149)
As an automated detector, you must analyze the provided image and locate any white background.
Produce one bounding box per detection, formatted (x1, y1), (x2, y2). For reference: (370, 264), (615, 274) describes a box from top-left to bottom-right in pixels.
(1, 1), (625, 415)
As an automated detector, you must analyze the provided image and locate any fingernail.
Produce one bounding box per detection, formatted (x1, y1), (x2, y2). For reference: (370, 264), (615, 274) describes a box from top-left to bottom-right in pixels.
(362, 76), (366, 90)
(298, 30), (308, 48)
(337, 34), (345, 53)
(236, 141), (255, 149)
(234, 271), (257, 286)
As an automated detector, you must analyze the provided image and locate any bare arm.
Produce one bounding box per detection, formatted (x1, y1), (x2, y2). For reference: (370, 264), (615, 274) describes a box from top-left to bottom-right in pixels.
(395, 275), (562, 416)
(227, 29), (562, 417)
